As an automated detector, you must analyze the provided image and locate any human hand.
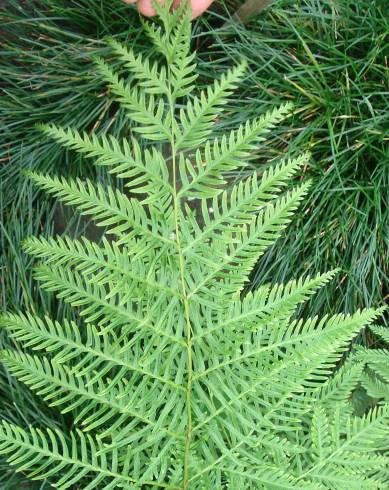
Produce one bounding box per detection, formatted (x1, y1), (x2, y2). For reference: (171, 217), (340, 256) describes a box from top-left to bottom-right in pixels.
(122, 0), (214, 19)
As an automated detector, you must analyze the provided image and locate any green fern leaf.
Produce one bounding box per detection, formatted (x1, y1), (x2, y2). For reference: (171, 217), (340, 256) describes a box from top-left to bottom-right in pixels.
(0, 422), (154, 489)
(178, 103), (294, 199)
(176, 62), (247, 149)
(371, 324), (389, 344)
(26, 171), (173, 249)
(37, 124), (172, 204)
(1, 5), (388, 490)
(108, 38), (169, 95)
(95, 58), (170, 141)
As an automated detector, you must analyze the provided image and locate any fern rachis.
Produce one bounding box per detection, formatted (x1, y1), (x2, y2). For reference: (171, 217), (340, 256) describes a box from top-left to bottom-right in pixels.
(0, 3), (388, 489)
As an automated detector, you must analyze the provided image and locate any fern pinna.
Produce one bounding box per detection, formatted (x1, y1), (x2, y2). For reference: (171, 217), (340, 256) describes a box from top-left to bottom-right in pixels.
(0, 4), (388, 489)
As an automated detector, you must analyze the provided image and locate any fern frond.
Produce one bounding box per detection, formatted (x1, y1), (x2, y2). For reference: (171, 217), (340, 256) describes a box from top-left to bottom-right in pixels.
(178, 102), (293, 198)
(108, 38), (169, 95)
(183, 152), (309, 254)
(296, 405), (389, 488)
(95, 58), (170, 141)
(370, 363), (389, 383)
(187, 183), (310, 297)
(188, 309), (383, 462)
(351, 329), (389, 403)
(0, 312), (185, 392)
(0, 422), (169, 489)
(311, 406), (331, 460)
(176, 62), (247, 149)
(355, 346), (389, 382)
(312, 360), (365, 409)
(194, 309), (383, 382)
(33, 264), (146, 330)
(27, 171), (173, 248)
(370, 324), (389, 343)
(193, 270), (338, 341)
(361, 374), (389, 400)
(355, 346), (389, 365)
(0, 350), (184, 441)
(1, 4), (388, 489)
(144, 0), (195, 98)
(212, 463), (323, 490)
(23, 235), (178, 296)
(38, 124), (172, 202)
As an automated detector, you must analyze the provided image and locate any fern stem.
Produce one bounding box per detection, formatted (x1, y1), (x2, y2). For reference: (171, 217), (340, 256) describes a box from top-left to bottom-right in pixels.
(168, 87), (193, 488)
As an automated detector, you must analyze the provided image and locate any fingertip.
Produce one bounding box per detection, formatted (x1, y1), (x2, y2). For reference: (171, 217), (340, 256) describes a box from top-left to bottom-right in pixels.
(137, 0), (158, 16)
(190, 0), (214, 18)
(135, 0), (214, 20)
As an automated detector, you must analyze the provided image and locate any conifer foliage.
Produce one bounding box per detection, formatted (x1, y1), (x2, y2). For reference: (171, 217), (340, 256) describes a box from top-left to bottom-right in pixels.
(0, 3), (388, 489)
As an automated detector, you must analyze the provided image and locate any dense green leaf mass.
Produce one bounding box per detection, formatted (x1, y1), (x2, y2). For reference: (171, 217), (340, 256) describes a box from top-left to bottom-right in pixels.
(0, 4), (388, 489)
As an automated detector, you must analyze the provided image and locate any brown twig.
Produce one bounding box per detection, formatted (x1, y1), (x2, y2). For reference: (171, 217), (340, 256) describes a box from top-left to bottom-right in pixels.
(223, 0), (273, 27)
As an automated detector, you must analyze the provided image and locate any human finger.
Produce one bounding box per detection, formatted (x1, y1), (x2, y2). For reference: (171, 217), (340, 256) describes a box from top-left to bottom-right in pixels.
(136, 0), (213, 18)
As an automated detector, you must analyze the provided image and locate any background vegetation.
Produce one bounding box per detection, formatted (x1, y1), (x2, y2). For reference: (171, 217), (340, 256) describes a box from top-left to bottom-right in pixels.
(0, 0), (388, 487)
